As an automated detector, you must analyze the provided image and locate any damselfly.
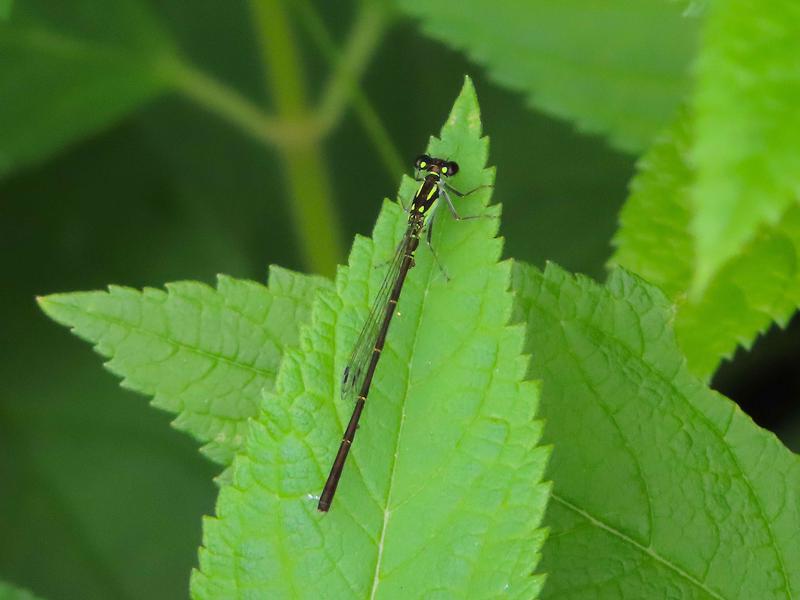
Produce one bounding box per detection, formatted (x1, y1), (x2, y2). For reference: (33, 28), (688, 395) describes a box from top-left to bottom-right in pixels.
(318, 154), (489, 512)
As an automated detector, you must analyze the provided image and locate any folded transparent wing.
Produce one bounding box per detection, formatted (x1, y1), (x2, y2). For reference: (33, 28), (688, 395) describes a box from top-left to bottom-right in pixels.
(341, 222), (414, 400)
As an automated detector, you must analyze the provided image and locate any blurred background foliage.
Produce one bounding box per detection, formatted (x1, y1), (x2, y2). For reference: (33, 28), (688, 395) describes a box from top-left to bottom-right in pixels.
(1, 0), (798, 598)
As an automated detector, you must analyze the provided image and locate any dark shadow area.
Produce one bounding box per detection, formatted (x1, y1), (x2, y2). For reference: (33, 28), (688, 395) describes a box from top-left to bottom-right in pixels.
(713, 314), (800, 452)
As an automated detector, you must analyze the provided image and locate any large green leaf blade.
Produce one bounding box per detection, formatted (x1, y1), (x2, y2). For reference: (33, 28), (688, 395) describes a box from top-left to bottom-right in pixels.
(0, 0), (175, 176)
(513, 262), (800, 598)
(395, 0), (699, 152)
(612, 112), (800, 380)
(38, 267), (331, 464)
(192, 79), (549, 598)
(690, 0), (800, 292)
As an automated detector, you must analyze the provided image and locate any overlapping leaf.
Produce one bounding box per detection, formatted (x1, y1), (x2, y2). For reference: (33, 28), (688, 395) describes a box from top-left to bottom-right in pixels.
(38, 267), (331, 464)
(395, 0), (699, 152)
(513, 262), (800, 598)
(191, 79), (549, 599)
(612, 112), (800, 380)
(690, 0), (800, 292)
(0, 0), (175, 176)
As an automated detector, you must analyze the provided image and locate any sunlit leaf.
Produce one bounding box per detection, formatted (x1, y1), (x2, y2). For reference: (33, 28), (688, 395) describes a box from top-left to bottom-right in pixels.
(690, 0), (800, 292)
(192, 78), (549, 599)
(38, 267), (331, 464)
(513, 262), (800, 598)
(612, 111), (800, 380)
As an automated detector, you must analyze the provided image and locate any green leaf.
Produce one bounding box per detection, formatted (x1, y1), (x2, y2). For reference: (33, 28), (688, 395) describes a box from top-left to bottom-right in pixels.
(0, 1), (11, 20)
(0, 0), (175, 176)
(192, 78), (549, 599)
(0, 581), (43, 600)
(38, 267), (331, 465)
(690, 0), (800, 292)
(395, 0), (699, 152)
(611, 111), (695, 299)
(612, 111), (800, 380)
(513, 261), (800, 599)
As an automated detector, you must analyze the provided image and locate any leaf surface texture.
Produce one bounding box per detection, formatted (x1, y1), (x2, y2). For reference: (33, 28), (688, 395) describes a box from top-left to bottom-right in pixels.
(191, 79), (550, 599)
(513, 262), (800, 598)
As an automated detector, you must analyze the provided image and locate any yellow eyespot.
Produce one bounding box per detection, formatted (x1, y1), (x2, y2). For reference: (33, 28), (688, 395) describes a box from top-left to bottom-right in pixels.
(441, 166), (448, 173)
(419, 161), (427, 168)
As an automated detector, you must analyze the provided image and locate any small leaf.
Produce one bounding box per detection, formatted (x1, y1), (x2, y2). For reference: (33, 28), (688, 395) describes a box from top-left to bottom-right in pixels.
(612, 111), (800, 380)
(38, 267), (331, 464)
(0, 580), (43, 600)
(0, 0), (175, 176)
(513, 261), (800, 598)
(192, 78), (550, 599)
(395, 0), (699, 152)
(690, 0), (800, 292)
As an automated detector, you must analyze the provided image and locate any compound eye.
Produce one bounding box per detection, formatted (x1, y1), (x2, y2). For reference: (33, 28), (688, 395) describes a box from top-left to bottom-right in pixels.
(415, 154), (431, 170)
(445, 161), (459, 176)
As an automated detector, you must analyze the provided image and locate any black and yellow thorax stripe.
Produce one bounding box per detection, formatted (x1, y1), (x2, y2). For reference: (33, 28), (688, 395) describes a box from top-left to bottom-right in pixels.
(410, 174), (441, 216)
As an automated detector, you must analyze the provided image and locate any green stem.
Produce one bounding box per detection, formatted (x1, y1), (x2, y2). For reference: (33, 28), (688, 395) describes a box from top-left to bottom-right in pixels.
(159, 57), (306, 148)
(161, 0), (397, 275)
(251, 0), (345, 276)
(316, 1), (386, 125)
(296, 0), (404, 180)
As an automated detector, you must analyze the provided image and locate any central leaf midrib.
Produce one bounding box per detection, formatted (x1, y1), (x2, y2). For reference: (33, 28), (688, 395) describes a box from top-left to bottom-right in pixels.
(368, 237), (439, 599)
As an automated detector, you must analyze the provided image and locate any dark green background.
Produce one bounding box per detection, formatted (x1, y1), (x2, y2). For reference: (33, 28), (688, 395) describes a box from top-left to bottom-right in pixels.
(2, 2), (797, 598)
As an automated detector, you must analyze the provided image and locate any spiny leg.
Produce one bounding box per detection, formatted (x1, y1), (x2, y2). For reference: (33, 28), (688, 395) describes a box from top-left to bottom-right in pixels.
(440, 184), (497, 221)
(424, 205), (451, 281)
(444, 182), (493, 198)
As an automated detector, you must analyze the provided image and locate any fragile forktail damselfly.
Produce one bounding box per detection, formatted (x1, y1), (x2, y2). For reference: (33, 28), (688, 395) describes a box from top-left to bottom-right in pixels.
(318, 154), (490, 512)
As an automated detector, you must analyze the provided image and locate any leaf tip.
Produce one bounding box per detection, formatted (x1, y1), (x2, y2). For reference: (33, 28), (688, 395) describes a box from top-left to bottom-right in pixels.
(460, 73), (476, 96)
(443, 74), (482, 137)
(36, 293), (66, 321)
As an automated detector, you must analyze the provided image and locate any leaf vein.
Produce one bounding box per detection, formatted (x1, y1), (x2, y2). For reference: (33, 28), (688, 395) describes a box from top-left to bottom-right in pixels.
(552, 493), (726, 600)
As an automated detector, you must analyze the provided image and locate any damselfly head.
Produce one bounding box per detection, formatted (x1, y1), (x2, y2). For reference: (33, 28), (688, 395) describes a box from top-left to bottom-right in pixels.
(414, 155), (459, 177)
